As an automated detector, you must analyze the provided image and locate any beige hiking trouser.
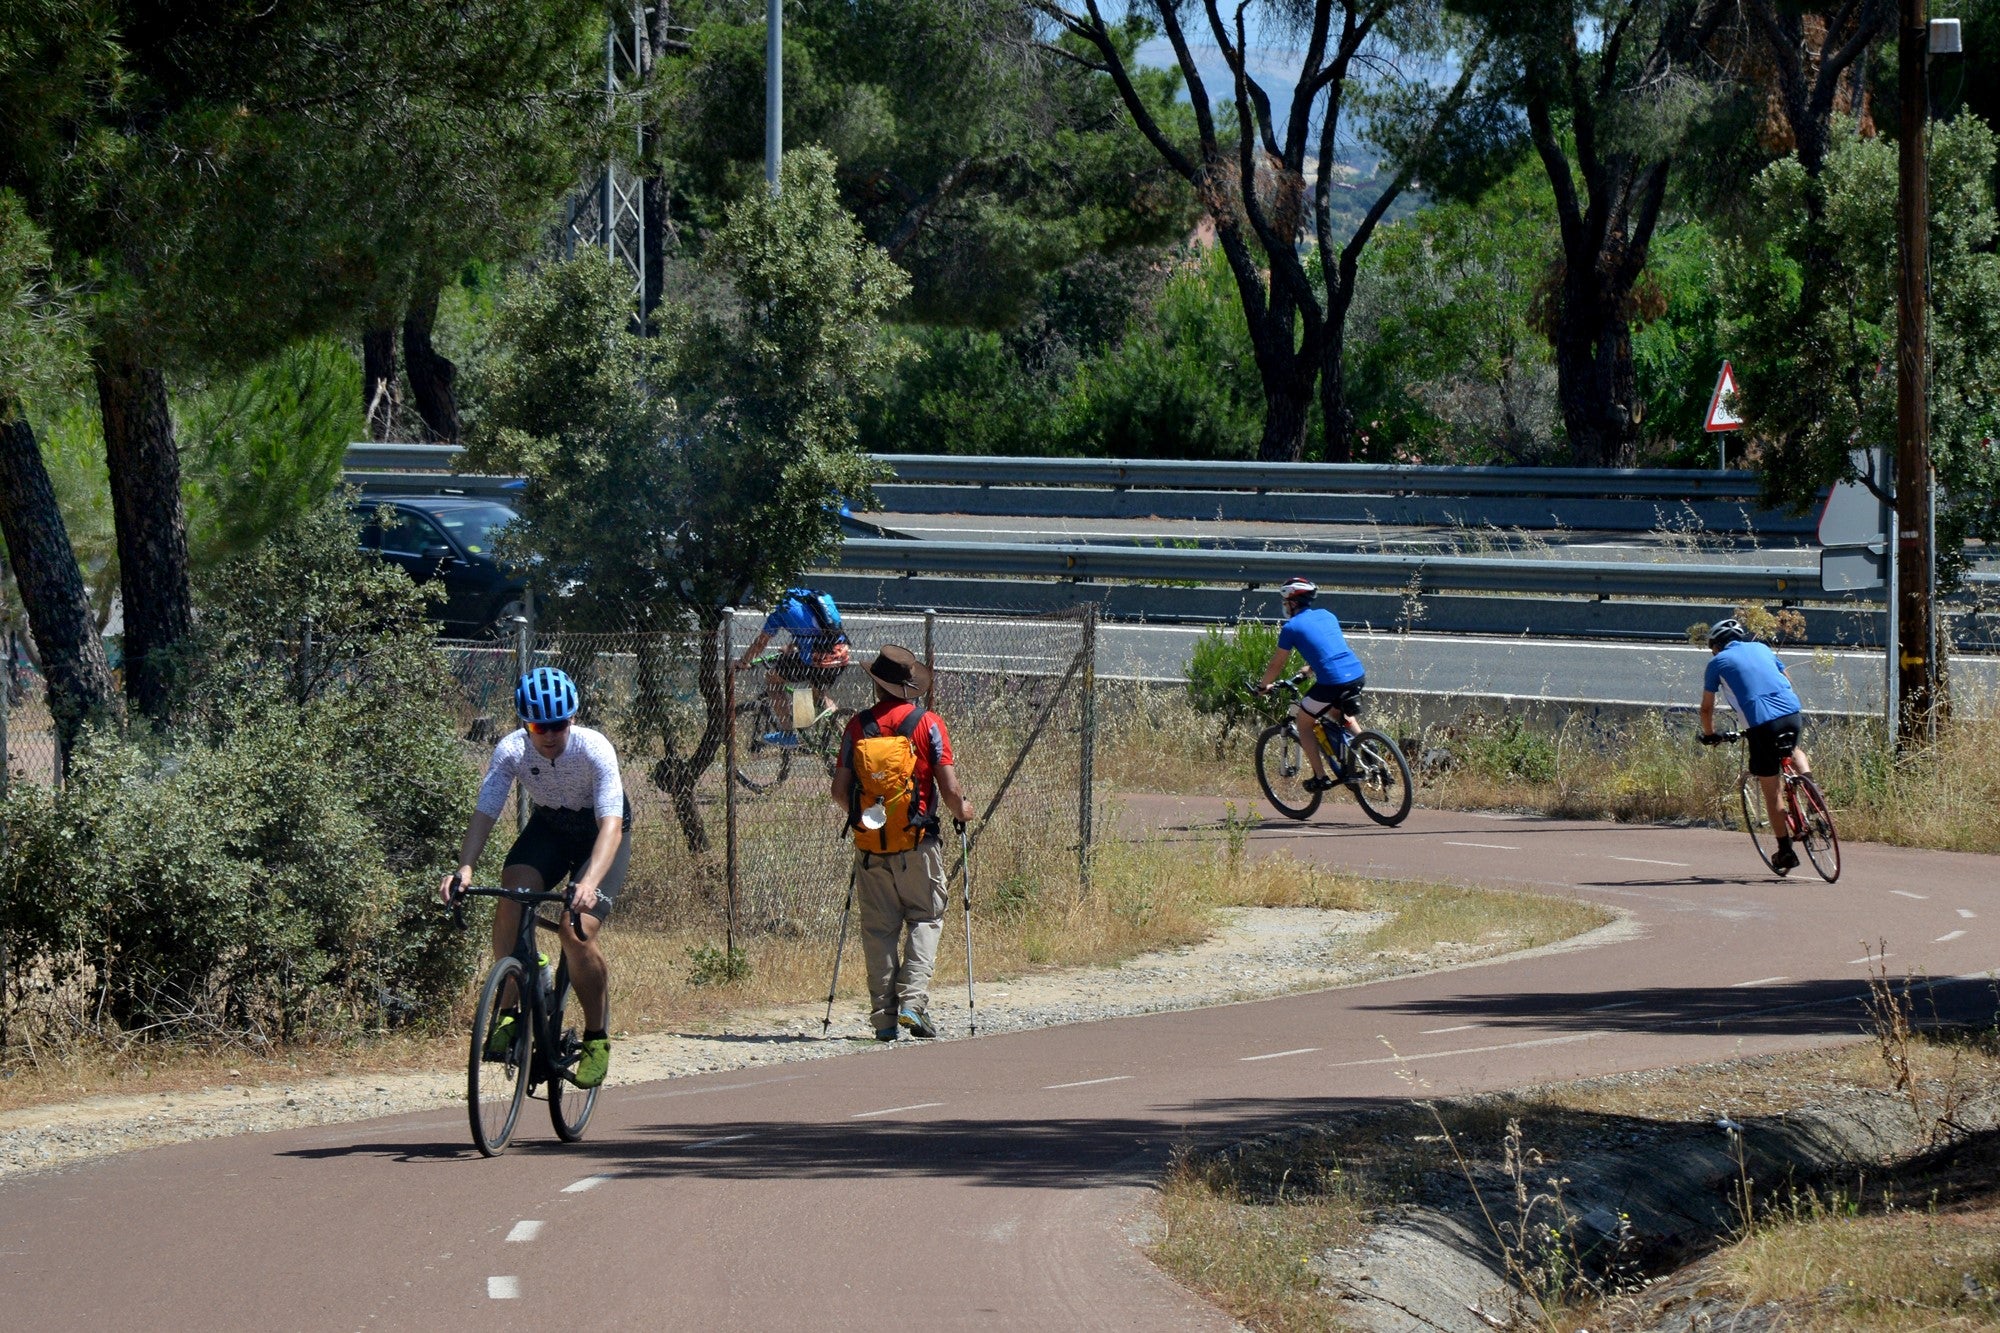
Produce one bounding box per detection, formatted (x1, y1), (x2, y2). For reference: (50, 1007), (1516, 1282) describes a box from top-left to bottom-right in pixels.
(854, 835), (948, 1031)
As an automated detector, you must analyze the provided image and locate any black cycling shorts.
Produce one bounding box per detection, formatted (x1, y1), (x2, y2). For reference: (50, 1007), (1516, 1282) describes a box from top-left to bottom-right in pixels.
(503, 798), (632, 919)
(1301, 675), (1365, 720)
(1744, 712), (1802, 778)
(772, 651), (848, 690)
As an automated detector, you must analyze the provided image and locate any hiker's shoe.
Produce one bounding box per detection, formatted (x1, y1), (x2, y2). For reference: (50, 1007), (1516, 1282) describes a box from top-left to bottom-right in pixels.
(760, 730), (801, 749)
(573, 1037), (611, 1088)
(1770, 845), (1799, 876)
(1302, 775), (1336, 793)
(874, 1026), (899, 1042)
(484, 1011), (521, 1060)
(898, 1007), (939, 1040)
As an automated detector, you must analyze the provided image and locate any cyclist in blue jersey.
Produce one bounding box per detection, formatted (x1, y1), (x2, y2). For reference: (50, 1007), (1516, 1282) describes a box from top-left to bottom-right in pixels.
(440, 667), (628, 1087)
(734, 588), (853, 748)
(1255, 577), (1367, 792)
(1698, 617), (1814, 875)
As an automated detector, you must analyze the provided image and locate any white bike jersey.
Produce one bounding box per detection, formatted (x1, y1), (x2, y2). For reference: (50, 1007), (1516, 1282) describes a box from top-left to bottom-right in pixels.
(475, 725), (624, 820)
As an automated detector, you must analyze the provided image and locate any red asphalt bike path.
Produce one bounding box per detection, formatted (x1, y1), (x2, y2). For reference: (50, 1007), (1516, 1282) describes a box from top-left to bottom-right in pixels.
(5, 796), (1999, 1330)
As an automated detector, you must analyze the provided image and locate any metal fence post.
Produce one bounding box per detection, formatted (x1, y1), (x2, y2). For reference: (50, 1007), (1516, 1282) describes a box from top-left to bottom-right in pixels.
(1077, 603), (1097, 894)
(923, 608), (936, 709)
(513, 609), (531, 832)
(0, 630), (10, 803)
(722, 609), (738, 963)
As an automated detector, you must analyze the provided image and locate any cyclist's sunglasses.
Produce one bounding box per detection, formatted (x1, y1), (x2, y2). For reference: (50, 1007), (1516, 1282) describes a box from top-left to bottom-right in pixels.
(524, 718), (572, 736)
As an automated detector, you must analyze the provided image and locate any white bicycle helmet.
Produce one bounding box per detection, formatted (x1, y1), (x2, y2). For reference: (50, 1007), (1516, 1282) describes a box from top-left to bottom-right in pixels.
(1707, 617), (1750, 648)
(1280, 576), (1318, 602)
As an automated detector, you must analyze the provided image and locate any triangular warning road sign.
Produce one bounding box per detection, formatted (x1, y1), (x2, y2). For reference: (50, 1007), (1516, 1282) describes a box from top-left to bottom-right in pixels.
(1705, 360), (1742, 432)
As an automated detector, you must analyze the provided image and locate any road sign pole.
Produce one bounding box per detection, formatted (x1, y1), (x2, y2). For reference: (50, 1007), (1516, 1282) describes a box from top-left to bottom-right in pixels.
(1894, 0), (1937, 746)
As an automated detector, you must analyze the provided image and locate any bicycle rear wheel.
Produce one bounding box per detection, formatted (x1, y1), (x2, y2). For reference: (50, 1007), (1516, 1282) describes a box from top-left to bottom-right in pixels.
(1346, 730), (1414, 826)
(733, 701), (792, 792)
(547, 959), (603, 1142)
(468, 957), (530, 1157)
(1737, 773), (1781, 875)
(1792, 776), (1841, 883)
(1255, 721), (1322, 820)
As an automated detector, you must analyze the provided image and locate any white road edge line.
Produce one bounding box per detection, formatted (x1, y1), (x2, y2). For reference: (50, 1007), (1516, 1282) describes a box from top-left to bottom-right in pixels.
(1419, 1024), (1481, 1035)
(561, 1175), (614, 1194)
(1240, 1048), (1319, 1062)
(1607, 856), (1691, 868)
(852, 1102), (945, 1118)
(1585, 1000), (1642, 1012)
(504, 1221), (543, 1244)
(1731, 977), (1789, 988)
(1463, 812), (1525, 821)
(488, 1277), (520, 1300)
(1043, 1075), (1134, 1089)
(1937, 930), (1968, 943)
(1444, 841), (1519, 851)
(1331, 1033), (1595, 1069)
(1891, 890), (1929, 900)
(682, 1133), (755, 1151)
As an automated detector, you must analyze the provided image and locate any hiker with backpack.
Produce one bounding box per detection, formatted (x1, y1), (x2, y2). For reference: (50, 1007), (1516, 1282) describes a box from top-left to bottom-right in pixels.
(733, 588), (853, 748)
(830, 645), (976, 1041)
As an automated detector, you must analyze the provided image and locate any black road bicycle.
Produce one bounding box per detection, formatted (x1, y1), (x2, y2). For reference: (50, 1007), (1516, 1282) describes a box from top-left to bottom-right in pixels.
(452, 887), (605, 1156)
(1703, 730), (1841, 882)
(733, 651), (855, 793)
(1252, 674), (1414, 826)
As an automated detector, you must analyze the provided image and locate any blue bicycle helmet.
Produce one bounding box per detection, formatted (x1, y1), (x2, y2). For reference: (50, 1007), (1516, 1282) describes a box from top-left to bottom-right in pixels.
(515, 666), (578, 724)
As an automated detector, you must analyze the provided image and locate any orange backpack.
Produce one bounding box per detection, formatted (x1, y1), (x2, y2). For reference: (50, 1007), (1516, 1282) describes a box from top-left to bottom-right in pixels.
(848, 707), (933, 854)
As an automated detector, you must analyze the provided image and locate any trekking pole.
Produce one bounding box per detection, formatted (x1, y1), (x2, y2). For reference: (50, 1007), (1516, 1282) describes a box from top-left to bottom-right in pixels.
(956, 818), (977, 1036)
(821, 863), (858, 1038)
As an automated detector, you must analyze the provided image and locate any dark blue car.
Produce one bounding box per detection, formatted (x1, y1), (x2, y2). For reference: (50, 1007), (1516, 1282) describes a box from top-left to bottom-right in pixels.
(351, 496), (528, 638)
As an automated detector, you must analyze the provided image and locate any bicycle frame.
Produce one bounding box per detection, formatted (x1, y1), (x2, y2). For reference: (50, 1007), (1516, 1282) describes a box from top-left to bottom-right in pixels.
(1267, 674), (1356, 778)
(455, 887), (587, 1087)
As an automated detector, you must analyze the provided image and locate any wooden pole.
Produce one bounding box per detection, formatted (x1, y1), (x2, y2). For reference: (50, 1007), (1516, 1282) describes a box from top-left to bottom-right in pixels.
(1894, 0), (1936, 745)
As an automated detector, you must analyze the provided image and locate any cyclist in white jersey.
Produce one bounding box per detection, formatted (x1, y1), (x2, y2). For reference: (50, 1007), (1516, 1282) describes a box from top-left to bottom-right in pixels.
(439, 667), (628, 1088)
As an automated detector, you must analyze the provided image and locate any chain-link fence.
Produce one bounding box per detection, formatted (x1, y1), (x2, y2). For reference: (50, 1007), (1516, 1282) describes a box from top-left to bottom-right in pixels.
(434, 608), (1100, 952)
(2, 649), (62, 792)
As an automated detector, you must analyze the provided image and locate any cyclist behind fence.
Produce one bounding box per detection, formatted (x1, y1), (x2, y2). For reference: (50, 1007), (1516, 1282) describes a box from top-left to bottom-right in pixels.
(1698, 617), (1813, 875)
(438, 666), (630, 1087)
(830, 646), (976, 1043)
(733, 587), (854, 749)
(1256, 577), (1366, 793)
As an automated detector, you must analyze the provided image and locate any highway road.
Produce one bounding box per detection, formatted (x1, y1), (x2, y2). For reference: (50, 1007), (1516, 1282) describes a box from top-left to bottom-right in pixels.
(6, 799), (1998, 1329)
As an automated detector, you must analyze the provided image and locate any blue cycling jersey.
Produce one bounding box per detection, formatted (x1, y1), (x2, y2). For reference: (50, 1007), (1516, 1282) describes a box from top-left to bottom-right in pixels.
(1277, 607), (1365, 686)
(1703, 640), (1802, 727)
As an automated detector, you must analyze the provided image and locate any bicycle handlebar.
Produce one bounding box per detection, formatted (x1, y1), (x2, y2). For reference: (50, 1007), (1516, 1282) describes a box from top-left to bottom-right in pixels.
(449, 884), (585, 935)
(1246, 671), (1310, 699)
(1699, 730), (1743, 745)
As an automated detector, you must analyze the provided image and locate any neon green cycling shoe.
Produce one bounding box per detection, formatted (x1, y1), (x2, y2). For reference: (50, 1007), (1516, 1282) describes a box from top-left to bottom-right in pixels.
(573, 1037), (611, 1089)
(484, 1010), (521, 1060)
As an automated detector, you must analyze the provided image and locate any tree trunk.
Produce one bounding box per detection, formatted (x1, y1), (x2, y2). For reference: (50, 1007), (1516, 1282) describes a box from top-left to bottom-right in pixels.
(402, 287), (460, 443)
(1551, 277), (1643, 467)
(362, 325), (400, 441)
(639, 620), (729, 855)
(0, 409), (122, 758)
(94, 354), (192, 721)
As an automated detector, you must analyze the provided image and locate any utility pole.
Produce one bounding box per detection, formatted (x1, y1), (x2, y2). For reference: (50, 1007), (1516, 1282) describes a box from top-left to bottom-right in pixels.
(766, 0), (783, 194)
(1894, 0), (1936, 745)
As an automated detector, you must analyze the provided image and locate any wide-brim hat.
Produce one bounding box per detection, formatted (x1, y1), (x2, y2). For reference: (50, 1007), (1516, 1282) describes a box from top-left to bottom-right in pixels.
(866, 644), (932, 701)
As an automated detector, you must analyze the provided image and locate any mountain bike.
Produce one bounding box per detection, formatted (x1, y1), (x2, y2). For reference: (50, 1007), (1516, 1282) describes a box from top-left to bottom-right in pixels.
(733, 651), (854, 793)
(1704, 730), (1840, 882)
(1252, 674), (1413, 826)
(451, 886), (604, 1156)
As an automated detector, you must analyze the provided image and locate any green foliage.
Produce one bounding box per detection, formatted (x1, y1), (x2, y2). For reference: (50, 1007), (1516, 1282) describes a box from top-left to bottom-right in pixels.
(1458, 713), (1559, 785)
(1631, 221), (1729, 461)
(0, 494), (473, 1044)
(1721, 117), (2000, 565)
(1185, 623), (1297, 753)
(684, 942), (751, 987)
(0, 189), (82, 412)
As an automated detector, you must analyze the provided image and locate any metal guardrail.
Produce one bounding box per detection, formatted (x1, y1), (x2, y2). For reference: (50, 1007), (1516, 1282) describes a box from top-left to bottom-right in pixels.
(342, 444), (1770, 502)
(831, 536), (1999, 605)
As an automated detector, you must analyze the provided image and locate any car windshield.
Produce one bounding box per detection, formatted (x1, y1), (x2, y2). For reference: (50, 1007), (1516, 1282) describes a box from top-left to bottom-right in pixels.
(424, 503), (517, 557)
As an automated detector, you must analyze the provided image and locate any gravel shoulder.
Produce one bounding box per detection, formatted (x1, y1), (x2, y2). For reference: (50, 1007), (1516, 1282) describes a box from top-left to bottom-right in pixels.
(0, 901), (1630, 1179)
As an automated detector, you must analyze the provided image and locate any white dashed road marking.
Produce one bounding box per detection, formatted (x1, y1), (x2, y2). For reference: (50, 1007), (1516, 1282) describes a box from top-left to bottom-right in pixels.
(1420, 1024), (1481, 1035)
(1240, 1048), (1319, 1062)
(1607, 856), (1690, 868)
(1043, 1076), (1133, 1089)
(1959, 909), (1978, 919)
(1444, 842), (1519, 851)
(1849, 953), (1891, 965)
(488, 1277), (520, 1300)
(852, 1102), (945, 1119)
(561, 1175), (613, 1194)
(1732, 977), (1788, 988)
(1891, 891), (1929, 900)
(1329, 1033), (1596, 1069)
(1585, 1000), (1641, 1012)
(682, 1133), (755, 1151)
(505, 1221), (542, 1244)
(1937, 931), (1968, 943)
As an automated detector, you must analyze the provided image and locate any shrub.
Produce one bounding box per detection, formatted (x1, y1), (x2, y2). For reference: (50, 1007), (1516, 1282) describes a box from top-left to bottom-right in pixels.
(1185, 623), (1299, 754)
(1459, 713), (1560, 785)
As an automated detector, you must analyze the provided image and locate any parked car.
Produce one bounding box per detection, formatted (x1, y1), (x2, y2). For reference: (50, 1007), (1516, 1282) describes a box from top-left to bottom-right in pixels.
(351, 496), (528, 638)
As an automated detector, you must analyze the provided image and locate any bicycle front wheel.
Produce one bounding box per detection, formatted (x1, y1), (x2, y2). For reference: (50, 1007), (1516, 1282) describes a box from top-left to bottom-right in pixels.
(1793, 776), (1841, 883)
(1255, 721), (1322, 820)
(468, 956), (530, 1157)
(1346, 730), (1414, 827)
(733, 701), (792, 793)
(1738, 773), (1780, 875)
(548, 959), (604, 1142)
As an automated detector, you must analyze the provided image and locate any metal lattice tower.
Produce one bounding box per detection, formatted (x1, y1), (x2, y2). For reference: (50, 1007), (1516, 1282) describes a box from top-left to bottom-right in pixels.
(561, 3), (646, 310)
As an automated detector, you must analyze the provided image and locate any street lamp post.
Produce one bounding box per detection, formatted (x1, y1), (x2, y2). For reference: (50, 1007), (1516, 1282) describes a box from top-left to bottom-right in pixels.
(766, 0), (782, 194)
